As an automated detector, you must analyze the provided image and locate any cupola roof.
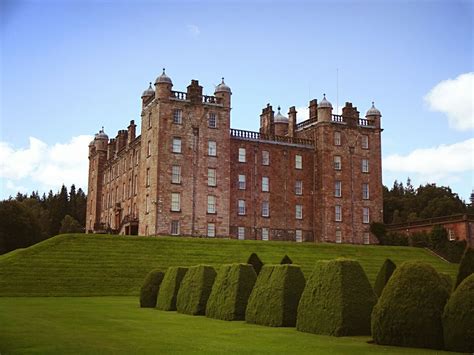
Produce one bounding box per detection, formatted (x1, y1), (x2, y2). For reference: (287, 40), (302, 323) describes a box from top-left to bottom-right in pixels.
(274, 106), (289, 123)
(215, 77), (231, 94)
(141, 82), (154, 98)
(319, 94), (333, 109)
(155, 68), (172, 85)
(366, 101), (382, 117)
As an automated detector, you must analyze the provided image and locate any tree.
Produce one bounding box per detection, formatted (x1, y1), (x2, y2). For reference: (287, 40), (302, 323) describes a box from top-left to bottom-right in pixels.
(59, 215), (83, 234)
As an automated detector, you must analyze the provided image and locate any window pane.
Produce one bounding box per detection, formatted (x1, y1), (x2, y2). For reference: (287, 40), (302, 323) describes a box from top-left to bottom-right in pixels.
(295, 180), (303, 195)
(172, 166), (181, 184)
(262, 151), (269, 165)
(207, 195), (216, 213)
(207, 223), (215, 237)
(362, 135), (369, 149)
(238, 227), (245, 240)
(208, 168), (216, 186)
(363, 207), (370, 223)
(238, 174), (246, 190)
(262, 177), (269, 192)
(335, 180), (341, 197)
(336, 230), (342, 243)
(296, 230), (303, 243)
(334, 156), (341, 170)
(334, 132), (341, 146)
(171, 220), (180, 235)
(239, 148), (246, 162)
(208, 113), (217, 128)
(295, 155), (302, 169)
(172, 138), (181, 153)
(262, 201), (269, 217)
(171, 193), (180, 211)
(296, 205), (303, 219)
(335, 205), (342, 221)
(262, 228), (269, 241)
(208, 141), (217, 156)
(173, 109), (182, 124)
(362, 159), (369, 173)
(238, 200), (246, 215)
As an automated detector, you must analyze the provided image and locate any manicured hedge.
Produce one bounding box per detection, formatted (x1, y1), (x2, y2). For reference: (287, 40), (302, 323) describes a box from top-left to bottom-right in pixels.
(373, 258), (396, 297)
(280, 255), (293, 264)
(176, 265), (216, 315)
(247, 253), (264, 275)
(246, 264), (305, 327)
(443, 273), (474, 352)
(206, 263), (257, 321)
(156, 266), (188, 311)
(455, 247), (474, 290)
(296, 259), (376, 336)
(371, 261), (450, 349)
(439, 272), (453, 294)
(139, 269), (165, 308)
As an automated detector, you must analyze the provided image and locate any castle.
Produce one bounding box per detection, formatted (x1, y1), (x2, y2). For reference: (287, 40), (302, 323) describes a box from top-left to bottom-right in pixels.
(86, 69), (383, 244)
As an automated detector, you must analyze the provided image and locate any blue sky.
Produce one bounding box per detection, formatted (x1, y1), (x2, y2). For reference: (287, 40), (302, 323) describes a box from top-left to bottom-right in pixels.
(1, 0), (473, 200)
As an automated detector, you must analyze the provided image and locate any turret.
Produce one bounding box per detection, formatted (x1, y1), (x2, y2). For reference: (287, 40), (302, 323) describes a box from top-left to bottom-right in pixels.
(141, 82), (155, 107)
(288, 106), (297, 137)
(214, 77), (232, 108)
(317, 94), (333, 122)
(93, 128), (108, 152)
(365, 101), (382, 128)
(154, 68), (173, 100)
(273, 106), (288, 136)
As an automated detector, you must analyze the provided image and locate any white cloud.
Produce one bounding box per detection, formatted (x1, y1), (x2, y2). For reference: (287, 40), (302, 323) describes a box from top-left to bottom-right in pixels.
(187, 24), (200, 37)
(384, 138), (474, 178)
(424, 72), (474, 131)
(0, 135), (93, 195)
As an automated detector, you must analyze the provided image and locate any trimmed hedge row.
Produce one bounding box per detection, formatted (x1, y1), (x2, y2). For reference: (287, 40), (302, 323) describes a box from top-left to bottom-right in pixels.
(455, 247), (474, 290)
(156, 266), (188, 311)
(206, 263), (257, 321)
(371, 261), (450, 349)
(373, 258), (396, 297)
(246, 264), (305, 327)
(297, 259), (376, 336)
(139, 269), (165, 308)
(176, 265), (216, 315)
(246, 253), (264, 275)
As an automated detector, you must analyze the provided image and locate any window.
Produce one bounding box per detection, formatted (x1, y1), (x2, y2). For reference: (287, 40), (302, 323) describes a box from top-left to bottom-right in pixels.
(448, 229), (455, 241)
(207, 223), (216, 237)
(296, 205), (303, 219)
(135, 150), (139, 165)
(363, 232), (370, 245)
(173, 109), (182, 124)
(238, 227), (245, 240)
(335, 205), (342, 221)
(172, 138), (182, 153)
(362, 183), (370, 200)
(295, 155), (302, 169)
(134, 175), (138, 195)
(262, 228), (269, 241)
(362, 135), (369, 149)
(148, 113), (152, 128)
(208, 113), (217, 128)
(171, 193), (180, 211)
(295, 180), (303, 195)
(334, 156), (342, 170)
(262, 201), (269, 217)
(208, 168), (216, 186)
(336, 230), (342, 243)
(171, 220), (180, 235)
(207, 195), (216, 214)
(172, 165), (181, 184)
(238, 148), (246, 162)
(363, 207), (370, 223)
(147, 141), (151, 157)
(334, 131), (341, 146)
(362, 159), (369, 173)
(122, 183), (125, 200)
(238, 200), (246, 215)
(208, 141), (217, 156)
(146, 168), (150, 186)
(335, 180), (342, 197)
(238, 174), (246, 190)
(146, 194), (150, 214)
(296, 229), (303, 243)
(262, 177), (269, 192)
(262, 151), (269, 165)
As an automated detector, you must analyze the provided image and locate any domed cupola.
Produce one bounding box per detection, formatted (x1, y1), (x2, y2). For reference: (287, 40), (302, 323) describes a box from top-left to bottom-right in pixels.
(95, 127), (108, 141)
(319, 94), (333, 108)
(155, 68), (172, 85)
(366, 101), (382, 117)
(274, 106), (288, 123)
(141, 82), (154, 98)
(215, 77), (231, 94)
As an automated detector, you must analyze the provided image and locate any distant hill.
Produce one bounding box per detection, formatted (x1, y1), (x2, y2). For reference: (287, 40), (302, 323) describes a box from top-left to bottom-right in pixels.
(0, 234), (457, 296)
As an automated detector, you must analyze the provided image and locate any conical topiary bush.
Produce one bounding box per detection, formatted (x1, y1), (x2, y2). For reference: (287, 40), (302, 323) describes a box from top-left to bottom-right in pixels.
(156, 266), (188, 311)
(176, 265), (216, 315)
(280, 255), (293, 264)
(455, 247), (474, 290)
(297, 259), (377, 336)
(373, 258), (396, 297)
(246, 253), (264, 275)
(371, 261), (450, 349)
(140, 269), (165, 308)
(206, 263), (257, 321)
(442, 273), (474, 353)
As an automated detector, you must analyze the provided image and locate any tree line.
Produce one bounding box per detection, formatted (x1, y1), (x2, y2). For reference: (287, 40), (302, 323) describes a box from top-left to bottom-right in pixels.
(0, 185), (86, 254)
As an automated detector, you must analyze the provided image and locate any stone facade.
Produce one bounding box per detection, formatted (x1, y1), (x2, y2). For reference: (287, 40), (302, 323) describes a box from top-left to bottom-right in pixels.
(86, 71), (383, 244)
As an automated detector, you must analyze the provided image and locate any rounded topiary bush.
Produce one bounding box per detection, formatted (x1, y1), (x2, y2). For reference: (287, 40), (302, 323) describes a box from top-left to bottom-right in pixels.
(455, 247), (474, 290)
(280, 255), (293, 265)
(247, 253), (264, 275)
(371, 261), (450, 349)
(139, 269), (165, 308)
(206, 263), (257, 321)
(156, 266), (188, 311)
(443, 273), (474, 352)
(176, 265), (216, 315)
(297, 258), (376, 336)
(246, 264), (305, 327)
(373, 258), (396, 298)
(439, 272), (453, 295)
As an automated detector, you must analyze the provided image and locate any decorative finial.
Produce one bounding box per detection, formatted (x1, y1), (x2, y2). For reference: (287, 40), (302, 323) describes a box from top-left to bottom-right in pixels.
(162, 68), (166, 74)
(149, 82), (152, 88)
(372, 101), (375, 107)
(101, 126), (104, 132)
(323, 93), (326, 98)
(221, 77), (225, 83)
(277, 106), (281, 112)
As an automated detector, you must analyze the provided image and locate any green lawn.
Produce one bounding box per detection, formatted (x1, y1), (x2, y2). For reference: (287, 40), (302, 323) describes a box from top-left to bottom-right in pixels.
(0, 234), (457, 296)
(0, 296), (461, 354)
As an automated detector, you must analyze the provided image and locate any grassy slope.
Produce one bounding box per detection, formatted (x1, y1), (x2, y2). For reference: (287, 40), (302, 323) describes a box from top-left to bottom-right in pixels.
(0, 234), (457, 296)
(0, 296), (460, 355)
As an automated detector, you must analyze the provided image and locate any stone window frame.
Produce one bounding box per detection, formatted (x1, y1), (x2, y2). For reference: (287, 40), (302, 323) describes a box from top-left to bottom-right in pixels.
(172, 137), (182, 154)
(148, 112), (152, 129)
(262, 201), (270, 217)
(173, 109), (183, 125)
(335, 180), (342, 197)
(262, 150), (270, 165)
(362, 183), (370, 200)
(295, 229), (303, 243)
(238, 174), (246, 190)
(147, 141), (151, 157)
(361, 135), (369, 149)
(207, 223), (216, 237)
(207, 195), (217, 214)
(334, 155), (342, 170)
(295, 204), (303, 219)
(262, 176), (269, 192)
(238, 199), (246, 215)
(335, 205), (342, 221)
(261, 227), (269, 241)
(171, 192), (181, 212)
(336, 230), (342, 243)
(363, 207), (370, 224)
(171, 220), (180, 235)
(238, 227), (245, 240)
(171, 165), (181, 184)
(146, 168), (150, 187)
(145, 194), (150, 214)
(334, 131), (341, 146)
(238, 148), (246, 163)
(295, 154), (302, 169)
(362, 159), (369, 173)
(208, 140), (217, 156)
(207, 168), (217, 187)
(208, 112), (217, 128)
